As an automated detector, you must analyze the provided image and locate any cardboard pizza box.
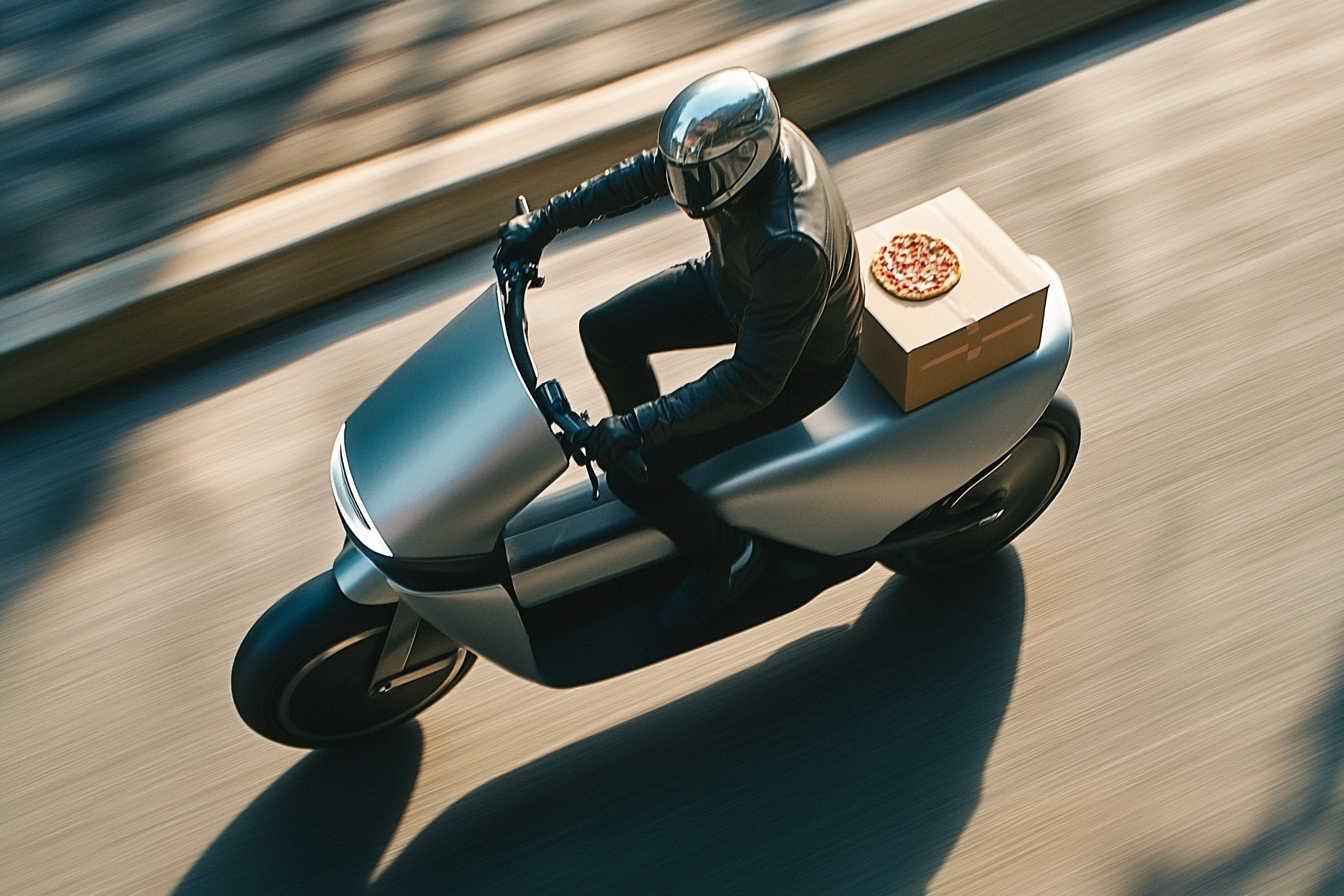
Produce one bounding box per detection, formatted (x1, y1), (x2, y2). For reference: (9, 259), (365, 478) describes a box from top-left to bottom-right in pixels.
(856, 188), (1050, 412)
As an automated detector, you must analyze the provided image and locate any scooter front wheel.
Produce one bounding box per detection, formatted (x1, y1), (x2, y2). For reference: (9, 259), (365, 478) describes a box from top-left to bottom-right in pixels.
(232, 571), (473, 749)
(882, 394), (1081, 577)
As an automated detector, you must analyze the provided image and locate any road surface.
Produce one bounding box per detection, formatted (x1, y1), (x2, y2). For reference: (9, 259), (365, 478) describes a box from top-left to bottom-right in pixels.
(3, 0), (1343, 892)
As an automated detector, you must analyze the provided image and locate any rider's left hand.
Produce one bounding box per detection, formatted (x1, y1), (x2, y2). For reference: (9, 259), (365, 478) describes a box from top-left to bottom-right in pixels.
(494, 209), (557, 272)
(578, 415), (642, 470)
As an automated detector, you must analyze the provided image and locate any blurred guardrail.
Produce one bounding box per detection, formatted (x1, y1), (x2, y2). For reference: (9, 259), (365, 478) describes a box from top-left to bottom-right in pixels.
(0, 0), (865, 302)
(0, 0), (1164, 422)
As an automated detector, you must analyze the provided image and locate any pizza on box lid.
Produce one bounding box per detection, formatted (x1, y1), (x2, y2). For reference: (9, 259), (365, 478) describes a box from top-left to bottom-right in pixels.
(856, 188), (1050, 412)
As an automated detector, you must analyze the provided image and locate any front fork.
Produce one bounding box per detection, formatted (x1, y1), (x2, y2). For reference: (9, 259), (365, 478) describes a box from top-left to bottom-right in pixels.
(333, 541), (463, 696)
(368, 601), (461, 695)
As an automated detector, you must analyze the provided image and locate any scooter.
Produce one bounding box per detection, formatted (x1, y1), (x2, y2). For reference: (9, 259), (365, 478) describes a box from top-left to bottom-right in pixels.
(231, 197), (1080, 749)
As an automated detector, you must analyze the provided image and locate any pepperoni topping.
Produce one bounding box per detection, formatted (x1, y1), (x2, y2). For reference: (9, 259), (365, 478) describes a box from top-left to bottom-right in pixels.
(871, 232), (961, 301)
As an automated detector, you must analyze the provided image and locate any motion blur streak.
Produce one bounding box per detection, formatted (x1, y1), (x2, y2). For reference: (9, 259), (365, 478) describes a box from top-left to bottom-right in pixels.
(2, 0), (1344, 893)
(0, 0), (847, 297)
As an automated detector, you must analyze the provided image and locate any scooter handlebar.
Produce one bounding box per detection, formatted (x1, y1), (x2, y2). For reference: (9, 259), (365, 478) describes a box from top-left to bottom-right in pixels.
(537, 379), (595, 465)
(536, 378), (648, 490)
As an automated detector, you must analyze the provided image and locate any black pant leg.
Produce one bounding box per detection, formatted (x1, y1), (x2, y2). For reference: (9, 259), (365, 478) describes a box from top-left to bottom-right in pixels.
(579, 257), (735, 414)
(606, 351), (856, 566)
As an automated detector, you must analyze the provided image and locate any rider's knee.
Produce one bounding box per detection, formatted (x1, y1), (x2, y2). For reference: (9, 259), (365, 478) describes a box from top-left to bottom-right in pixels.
(604, 460), (638, 497)
(605, 457), (659, 500)
(578, 306), (613, 360)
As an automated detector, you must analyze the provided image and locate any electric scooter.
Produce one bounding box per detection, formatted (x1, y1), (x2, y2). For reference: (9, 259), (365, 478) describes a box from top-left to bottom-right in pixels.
(231, 197), (1080, 749)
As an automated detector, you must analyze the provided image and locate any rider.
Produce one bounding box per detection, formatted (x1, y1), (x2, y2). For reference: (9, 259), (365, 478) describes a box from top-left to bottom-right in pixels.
(495, 68), (864, 631)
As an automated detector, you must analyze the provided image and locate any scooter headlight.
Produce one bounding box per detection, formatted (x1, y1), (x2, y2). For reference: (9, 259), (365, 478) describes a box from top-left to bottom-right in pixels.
(330, 424), (393, 557)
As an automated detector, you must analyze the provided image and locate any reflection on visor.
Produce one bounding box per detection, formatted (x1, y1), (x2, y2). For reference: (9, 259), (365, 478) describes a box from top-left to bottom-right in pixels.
(667, 141), (757, 214)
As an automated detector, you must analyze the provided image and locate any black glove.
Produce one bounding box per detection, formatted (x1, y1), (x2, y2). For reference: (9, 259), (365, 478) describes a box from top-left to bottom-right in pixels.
(578, 414), (642, 471)
(494, 209), (557, 271)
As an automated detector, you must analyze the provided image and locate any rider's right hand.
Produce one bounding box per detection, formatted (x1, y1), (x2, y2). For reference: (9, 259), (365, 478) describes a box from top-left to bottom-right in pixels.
(577, 414), (642, 472)
(495, 209), (557, 272)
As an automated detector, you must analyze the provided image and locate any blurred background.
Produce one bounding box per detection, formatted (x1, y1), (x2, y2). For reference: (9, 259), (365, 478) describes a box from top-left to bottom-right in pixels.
(3, 0), (1344, 892)
(0, 0), (845, 296)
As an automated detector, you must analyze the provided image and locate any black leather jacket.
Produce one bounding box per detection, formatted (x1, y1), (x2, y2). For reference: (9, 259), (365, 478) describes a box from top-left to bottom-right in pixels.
(544, 121), (864, 446)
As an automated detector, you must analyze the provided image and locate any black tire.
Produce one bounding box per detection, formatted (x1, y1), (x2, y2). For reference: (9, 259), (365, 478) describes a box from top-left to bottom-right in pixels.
(882, 394), (1081, 577)
(231, 571), (474, 749)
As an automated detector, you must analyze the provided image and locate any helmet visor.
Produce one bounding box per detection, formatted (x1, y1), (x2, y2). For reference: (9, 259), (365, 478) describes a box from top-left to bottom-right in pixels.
(666, 141), (757, 216)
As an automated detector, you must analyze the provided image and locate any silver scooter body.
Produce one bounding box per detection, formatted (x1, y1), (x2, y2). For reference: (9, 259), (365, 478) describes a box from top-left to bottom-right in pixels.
(331, 258), (1072, 684)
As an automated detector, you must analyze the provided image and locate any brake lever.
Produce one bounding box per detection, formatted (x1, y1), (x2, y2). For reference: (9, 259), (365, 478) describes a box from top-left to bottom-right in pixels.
(584, 457), (600, 501)
(566, 441), (600, 501)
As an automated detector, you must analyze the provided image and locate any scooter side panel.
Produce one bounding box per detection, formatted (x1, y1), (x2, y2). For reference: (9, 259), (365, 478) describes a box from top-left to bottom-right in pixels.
(693, 258), (1072, 554)
(506, 489), (678, 608)
(392, 581), (541, 682)
(343, 285), (567, 559)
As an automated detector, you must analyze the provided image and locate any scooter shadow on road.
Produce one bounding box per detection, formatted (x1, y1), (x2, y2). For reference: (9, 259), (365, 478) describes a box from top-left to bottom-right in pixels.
(175, 549), (1026, 895)
(173, 723), (424, 896)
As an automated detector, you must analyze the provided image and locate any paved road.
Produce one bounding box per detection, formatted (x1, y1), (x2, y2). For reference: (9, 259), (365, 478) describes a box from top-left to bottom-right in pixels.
(4, 0), (1344, 892)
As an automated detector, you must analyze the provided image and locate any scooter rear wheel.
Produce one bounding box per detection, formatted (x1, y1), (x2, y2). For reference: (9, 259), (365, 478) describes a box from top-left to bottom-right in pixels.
(232, 571), (473, 749)
(882, 395), (1081, 577)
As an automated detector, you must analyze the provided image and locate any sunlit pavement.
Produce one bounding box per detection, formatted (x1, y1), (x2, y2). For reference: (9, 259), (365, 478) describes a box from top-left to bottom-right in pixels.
(3, 0), (1344, 892)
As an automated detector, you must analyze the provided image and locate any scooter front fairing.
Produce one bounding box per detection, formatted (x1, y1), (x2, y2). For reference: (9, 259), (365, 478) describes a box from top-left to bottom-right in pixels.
(333, 282), (567, 563)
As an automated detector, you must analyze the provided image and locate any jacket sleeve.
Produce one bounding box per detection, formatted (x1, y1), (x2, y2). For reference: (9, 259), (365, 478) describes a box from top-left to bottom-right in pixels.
(631, 233), (830, 446)
(544, 149), (669, 232)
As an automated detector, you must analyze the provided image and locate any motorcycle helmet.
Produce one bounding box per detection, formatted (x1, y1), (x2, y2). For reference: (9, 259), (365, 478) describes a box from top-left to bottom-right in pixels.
(658, 68), (782, 218)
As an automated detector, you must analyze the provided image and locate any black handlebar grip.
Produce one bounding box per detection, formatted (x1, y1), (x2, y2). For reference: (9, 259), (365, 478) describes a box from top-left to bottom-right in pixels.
(618, 449), (649, 485)
(515, 195), (530, 216)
